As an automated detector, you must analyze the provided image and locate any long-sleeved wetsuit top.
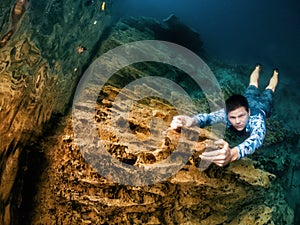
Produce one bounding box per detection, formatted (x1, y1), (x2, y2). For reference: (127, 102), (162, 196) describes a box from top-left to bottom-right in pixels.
(193, 108), (266, 159)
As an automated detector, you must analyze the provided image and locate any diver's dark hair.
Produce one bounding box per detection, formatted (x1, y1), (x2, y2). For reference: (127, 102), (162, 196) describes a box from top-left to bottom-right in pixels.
(225, 94), (249, 113)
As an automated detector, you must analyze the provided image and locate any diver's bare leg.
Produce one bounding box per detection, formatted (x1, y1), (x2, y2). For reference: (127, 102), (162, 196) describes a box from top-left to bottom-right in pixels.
(265, 69), (279, 92)
(249, 64), (261, 88)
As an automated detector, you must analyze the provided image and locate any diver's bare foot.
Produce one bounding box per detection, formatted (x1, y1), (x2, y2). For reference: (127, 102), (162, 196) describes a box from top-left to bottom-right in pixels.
(266, 69), (279, 92)
(249, 64), (261, 87)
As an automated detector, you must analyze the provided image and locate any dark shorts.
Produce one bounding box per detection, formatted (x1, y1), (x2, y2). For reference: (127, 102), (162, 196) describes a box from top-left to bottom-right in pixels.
(244, 85), (274, 117)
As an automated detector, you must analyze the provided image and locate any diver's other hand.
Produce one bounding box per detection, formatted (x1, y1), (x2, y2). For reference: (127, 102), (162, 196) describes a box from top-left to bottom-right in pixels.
(200, 139), (239, 167)
(170, 115), (195, 129)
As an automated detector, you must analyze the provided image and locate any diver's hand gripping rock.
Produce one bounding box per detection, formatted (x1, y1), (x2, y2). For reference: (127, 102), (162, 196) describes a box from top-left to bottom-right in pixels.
(170, 115), (195, 129)
(200, 139), (238, 167)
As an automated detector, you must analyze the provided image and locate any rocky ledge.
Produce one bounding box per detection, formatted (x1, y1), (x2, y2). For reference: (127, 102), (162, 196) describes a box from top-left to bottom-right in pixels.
(0, 2), (297, 224)
(25, 82), (293, 224)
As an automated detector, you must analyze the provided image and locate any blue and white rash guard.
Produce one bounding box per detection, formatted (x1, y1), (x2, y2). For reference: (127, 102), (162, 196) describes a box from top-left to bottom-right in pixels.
(193, 108), (266, 159)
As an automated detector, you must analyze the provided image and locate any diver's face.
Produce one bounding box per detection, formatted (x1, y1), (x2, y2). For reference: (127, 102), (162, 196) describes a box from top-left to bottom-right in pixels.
(227, 106), (250, 131)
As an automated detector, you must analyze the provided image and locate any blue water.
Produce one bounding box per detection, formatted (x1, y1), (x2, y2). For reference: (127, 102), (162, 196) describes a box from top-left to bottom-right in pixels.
(115, 0), (300, 71)
(115, 0), (300, 132)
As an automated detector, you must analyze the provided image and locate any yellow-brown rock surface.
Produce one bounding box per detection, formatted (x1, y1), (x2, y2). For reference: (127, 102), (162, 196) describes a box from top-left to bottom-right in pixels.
(27, 82), (293, 224)
(0, 1), (112, 224)
(0, 2), (296, 224)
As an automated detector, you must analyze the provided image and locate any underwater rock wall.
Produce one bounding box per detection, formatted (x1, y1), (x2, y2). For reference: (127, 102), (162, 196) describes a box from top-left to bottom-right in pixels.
(27, 109), (294, 224)
(23, 16), (294, 224)
(0, 1), (112, 224)
(0, 1), (296, 223)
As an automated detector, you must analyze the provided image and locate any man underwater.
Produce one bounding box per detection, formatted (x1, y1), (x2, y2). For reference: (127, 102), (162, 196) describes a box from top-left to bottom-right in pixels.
(170, 64), (279, 166)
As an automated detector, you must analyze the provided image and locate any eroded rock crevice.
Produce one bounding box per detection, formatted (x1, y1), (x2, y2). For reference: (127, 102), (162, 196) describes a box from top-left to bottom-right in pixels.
(21, 81), (294, 224)
(0, 1), (298, 224)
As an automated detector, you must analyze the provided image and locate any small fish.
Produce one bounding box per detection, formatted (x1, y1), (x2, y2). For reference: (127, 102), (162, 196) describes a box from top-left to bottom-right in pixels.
(76, 45), (87, 54)
(101, 2), (106, 11)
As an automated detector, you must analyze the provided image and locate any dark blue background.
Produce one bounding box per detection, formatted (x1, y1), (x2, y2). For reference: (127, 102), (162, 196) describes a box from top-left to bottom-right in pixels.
(115, 0), (300, 86)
